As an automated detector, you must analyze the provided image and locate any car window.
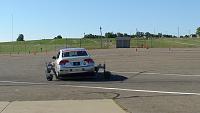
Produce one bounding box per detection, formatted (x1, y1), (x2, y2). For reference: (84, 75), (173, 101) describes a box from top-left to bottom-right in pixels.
(62, 51), (88, 57)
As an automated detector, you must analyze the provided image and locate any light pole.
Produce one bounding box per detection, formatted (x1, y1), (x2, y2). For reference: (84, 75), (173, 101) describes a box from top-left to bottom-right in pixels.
(12, 14), (14, 53)
(178, 26), (180, 38)
(100, 26), (102, 48)
(65, 36), (68, 48)
(0, 44), (1, 54)
(81, 33), (85, 48)
(136, 28), (138, 48)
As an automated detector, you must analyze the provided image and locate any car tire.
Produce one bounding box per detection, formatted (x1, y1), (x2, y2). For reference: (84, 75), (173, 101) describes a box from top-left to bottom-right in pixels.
(88, 72), (96, 76)
(104, 71), (111, 80)
(46, 74), (53, 81)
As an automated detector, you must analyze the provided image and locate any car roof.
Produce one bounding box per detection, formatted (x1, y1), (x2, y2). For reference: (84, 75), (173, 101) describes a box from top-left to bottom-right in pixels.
(61, 48), (86, 52)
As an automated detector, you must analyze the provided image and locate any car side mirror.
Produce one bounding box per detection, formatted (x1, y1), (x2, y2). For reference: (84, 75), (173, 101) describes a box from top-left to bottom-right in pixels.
(52, 56), (56, 60)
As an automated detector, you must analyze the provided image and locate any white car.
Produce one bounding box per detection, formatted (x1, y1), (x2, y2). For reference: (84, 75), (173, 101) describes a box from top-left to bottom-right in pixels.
(53, 48), (95, 77)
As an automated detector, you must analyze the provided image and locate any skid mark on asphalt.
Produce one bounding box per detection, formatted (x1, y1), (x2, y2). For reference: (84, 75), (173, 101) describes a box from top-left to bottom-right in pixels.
(120, 71), (147, 83)
(110, 71), (200, 77)
(0, 81), (47, 85)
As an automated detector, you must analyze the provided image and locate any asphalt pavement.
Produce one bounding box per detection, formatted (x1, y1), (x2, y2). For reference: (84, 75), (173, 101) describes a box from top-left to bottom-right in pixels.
(0, 48), (200, 113)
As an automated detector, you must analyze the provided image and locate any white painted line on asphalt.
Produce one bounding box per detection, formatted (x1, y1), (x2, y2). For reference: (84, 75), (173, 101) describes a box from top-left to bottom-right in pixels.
(0, 81), (47, 85)
(60, 84), (200, 96)
(110, 71), (200, 77)
(0, 80), (200, 96)
(110, 71), (139, 74)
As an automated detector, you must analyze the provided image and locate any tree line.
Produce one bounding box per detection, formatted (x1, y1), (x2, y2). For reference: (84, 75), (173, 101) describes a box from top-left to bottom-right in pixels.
(16, 27), (200, 41)
(84, 27), (200, 39)
(84, 30), (200, 39)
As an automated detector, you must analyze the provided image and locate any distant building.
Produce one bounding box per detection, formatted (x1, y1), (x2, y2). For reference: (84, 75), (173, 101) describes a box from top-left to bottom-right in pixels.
(116, 37), (131, 48)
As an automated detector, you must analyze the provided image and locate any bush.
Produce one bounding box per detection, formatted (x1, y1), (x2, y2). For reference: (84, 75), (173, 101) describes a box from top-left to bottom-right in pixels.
(17, 34), (24, 41)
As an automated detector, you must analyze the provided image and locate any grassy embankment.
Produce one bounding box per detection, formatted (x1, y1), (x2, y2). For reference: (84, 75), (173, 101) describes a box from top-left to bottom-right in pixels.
(0, 38), (200, 54)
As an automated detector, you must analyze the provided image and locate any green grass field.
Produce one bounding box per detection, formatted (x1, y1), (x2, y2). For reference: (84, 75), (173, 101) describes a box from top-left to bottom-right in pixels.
(0, 38), (200, 54)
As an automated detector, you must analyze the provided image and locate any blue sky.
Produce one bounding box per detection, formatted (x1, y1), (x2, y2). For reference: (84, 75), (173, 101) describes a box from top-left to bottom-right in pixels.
(0, 0), (199, 42)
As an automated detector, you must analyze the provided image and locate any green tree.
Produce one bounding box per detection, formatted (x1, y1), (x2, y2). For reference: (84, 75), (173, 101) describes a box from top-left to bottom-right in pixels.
(145, 32), (151, 38)
(158, 33), (162, 38)
(54, 35), (62, 39)
(84, 34), (95, 38)
(123, 33), (129, 37)
(105, 32), (117, 38)
(196, 27), (200, 37)
(116, 32), (123, 37)
(84, 34), (104, 38)
(136, 32), (144, 38)
(17, 34), (24, 41)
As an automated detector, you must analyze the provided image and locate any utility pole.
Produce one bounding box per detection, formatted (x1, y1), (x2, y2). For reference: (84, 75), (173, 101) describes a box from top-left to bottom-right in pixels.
(65, 36), (68, 48)
(24, 41), (26, 54)
(136, 28), (138, 48)
(100, 26), (103, 48)
(80, 38), (82, 48)
(80, 33), (84, 48)
(188, 29), (191, 37)
(153, 27), (156, 47)
(12, 14), (14, 53)
(178, 26), (180, 38)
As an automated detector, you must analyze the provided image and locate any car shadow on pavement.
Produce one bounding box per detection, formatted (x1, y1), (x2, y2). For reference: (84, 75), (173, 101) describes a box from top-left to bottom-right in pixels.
(58, 72), (128, 82)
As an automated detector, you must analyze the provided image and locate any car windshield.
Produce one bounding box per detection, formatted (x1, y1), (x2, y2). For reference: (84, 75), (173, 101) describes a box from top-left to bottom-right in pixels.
(62, 51), (88, 57)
